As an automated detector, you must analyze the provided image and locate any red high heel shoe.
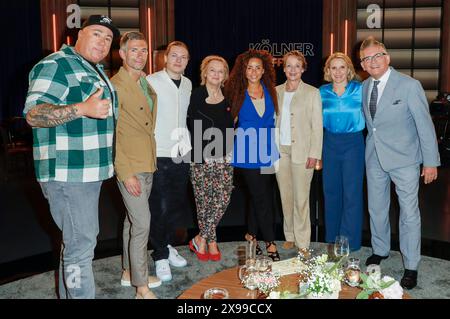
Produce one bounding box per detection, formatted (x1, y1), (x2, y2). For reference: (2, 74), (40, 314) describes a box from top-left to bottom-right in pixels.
(189, 238), (209, 262)
(208, 246), (221, 262)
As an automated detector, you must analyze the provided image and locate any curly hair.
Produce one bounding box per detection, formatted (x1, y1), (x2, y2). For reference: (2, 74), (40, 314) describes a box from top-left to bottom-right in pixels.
(224, 49), (278, 119)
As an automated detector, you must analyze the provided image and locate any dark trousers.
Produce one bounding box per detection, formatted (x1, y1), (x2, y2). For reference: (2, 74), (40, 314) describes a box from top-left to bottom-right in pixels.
(149, 157), (189, 261)
(323, 130), (365, 251)
(237, 168), (275, 242)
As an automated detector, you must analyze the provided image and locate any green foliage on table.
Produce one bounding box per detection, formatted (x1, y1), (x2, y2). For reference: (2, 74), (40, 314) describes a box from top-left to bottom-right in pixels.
(356, 273), (396, 299)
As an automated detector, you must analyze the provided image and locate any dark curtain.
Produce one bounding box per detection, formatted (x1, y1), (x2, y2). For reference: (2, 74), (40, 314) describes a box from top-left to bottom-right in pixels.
(0, 1), (42, 121)
(174, 0), (323, 88)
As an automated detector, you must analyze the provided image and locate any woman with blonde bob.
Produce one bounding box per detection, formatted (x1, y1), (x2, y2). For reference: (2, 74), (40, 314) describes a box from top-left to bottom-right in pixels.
(275, 51), (323, 256)
(187, 55), (234, 262)
(319, 52), (365, 252)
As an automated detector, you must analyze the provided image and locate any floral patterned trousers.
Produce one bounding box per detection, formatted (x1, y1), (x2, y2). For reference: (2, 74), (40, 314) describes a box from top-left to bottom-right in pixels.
(190, 161), (234, 242)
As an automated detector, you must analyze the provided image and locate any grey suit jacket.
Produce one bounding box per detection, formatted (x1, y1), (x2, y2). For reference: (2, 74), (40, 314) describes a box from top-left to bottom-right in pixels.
(362, 67), (440, 171)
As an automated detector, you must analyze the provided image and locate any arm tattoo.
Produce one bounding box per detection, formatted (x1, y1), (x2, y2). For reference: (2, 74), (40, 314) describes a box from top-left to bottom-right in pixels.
(27, 104), (80, 128)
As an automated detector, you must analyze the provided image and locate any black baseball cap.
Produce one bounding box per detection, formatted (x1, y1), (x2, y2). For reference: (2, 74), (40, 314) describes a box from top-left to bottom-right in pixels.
(82, 15), (120, 38)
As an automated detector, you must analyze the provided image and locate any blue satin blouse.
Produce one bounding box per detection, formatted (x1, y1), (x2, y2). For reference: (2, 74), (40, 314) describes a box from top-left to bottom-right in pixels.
(319, 80), (365, 133)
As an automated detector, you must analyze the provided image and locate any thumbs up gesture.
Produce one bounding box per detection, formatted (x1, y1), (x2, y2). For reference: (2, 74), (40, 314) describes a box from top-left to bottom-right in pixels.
(77, 88), (111, 119)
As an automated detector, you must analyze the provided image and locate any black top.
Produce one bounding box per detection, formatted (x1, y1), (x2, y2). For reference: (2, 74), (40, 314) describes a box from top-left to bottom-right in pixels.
(187, 85), (234, 163)
(172, 78), (182, 88)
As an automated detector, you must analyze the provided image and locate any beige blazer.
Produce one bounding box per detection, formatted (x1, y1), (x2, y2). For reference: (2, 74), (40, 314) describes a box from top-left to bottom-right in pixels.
(112, 67), (158, 181)
(276, 81), (323, 164)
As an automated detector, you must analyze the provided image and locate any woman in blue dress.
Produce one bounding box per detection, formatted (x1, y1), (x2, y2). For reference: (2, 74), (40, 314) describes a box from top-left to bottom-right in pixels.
(225, 49), (280, 261)
(320, 52), (365, 252)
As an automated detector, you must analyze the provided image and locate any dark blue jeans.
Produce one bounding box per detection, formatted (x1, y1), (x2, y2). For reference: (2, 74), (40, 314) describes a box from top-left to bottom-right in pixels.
(149, 157), (189, 261)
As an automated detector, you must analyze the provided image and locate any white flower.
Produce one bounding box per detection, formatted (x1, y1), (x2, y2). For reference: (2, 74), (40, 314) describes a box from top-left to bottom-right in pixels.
(379, 276), (403, 299)
(299, 254), (343, 297)
(267, 291), (280, 299)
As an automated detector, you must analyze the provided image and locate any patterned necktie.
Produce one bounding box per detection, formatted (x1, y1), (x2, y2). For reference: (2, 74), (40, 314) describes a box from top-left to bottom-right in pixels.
(369, 80), (380, 120)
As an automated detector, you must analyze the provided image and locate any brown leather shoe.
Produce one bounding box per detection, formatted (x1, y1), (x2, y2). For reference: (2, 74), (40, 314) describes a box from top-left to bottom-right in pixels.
(282, 241), (295, 250)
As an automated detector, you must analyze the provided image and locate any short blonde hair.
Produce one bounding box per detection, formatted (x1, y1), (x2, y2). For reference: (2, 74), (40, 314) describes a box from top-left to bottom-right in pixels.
(165, 40), (190, 59)
(200, 55), (229, 86)
(359, 36), (388, 60)
(323, 52), (356, 83)
(283, 50), (307, 70)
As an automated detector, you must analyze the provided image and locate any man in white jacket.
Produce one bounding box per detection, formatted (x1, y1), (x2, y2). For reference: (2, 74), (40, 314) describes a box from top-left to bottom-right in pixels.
(146, 41), (192, 281)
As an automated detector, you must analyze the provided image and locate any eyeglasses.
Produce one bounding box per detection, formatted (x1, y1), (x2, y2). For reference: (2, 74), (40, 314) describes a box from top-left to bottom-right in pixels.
(361, 52), (387, 63)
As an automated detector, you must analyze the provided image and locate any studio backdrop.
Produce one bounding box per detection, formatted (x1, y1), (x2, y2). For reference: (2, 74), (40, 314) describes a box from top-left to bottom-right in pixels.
(174, 0), (323, 88)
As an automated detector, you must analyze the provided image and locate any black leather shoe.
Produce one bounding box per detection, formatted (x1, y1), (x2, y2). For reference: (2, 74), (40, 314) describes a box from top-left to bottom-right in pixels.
(365, 254), (389, 266)
(400, 269), (418, 290)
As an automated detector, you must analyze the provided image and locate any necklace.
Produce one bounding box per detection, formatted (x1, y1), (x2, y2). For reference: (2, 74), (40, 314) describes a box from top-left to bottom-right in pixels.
(206, 86), (224, 104)
(247, 86), (263, 99)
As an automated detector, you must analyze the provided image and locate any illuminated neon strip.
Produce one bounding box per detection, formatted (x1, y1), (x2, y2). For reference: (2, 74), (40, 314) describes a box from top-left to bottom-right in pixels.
(344, 20), (348, 56)
(148, 7), (153, 74)
(330, 33), (334, 55)
(52, 14), (57, 52)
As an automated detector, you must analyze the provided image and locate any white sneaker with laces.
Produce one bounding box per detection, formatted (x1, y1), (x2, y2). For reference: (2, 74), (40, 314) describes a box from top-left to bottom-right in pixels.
(167, 244), (187, 267)
(155, 259), (172, 282)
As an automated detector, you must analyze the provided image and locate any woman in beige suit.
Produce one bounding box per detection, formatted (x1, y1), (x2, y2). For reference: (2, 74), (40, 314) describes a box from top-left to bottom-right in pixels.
(275, 51), (323, 256)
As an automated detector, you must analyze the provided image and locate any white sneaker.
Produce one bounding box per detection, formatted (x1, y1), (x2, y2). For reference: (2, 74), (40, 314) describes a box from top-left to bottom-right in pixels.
(167, 244), (187, 267)
(155, 259), (172, 282)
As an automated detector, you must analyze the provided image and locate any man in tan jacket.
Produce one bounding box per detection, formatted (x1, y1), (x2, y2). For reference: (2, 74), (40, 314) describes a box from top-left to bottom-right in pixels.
(111, 31), (160, 299)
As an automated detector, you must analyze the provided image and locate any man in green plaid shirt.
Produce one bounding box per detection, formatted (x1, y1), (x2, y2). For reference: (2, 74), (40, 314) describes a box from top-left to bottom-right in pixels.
(23, 15), (120, 299)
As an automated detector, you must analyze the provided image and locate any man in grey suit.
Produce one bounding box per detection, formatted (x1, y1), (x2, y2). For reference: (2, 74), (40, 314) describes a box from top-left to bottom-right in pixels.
(360, 37), (440, 289)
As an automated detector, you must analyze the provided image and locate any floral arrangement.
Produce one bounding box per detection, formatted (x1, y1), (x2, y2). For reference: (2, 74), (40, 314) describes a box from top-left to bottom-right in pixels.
(241, 270), (281, 295)
(356, 272), (403, 299)
(298, 254), (344, 298)
(254, 272), (281, 295)
(265, 252), (403, 300)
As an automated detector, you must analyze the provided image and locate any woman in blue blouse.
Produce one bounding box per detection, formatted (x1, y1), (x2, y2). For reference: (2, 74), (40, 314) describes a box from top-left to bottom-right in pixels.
(225, 49), (280, 261)
(319, 52), (365, 252)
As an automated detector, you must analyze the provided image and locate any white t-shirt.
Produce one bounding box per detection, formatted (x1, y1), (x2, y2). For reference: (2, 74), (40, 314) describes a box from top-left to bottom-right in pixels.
(280, 91), (295, 146)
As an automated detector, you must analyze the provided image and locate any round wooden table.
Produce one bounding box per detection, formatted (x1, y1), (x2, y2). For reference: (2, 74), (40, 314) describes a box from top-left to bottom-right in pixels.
(178, 266), (409, 299)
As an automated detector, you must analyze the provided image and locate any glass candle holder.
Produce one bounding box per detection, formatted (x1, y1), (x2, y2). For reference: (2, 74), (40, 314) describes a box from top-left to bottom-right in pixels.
(345, 258), (361, 287)
(204, 287), (229, 299)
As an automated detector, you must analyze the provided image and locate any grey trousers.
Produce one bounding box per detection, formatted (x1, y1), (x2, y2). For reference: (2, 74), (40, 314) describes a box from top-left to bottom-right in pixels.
(118, 173), (153, 287)
(367, 155), (421, 270)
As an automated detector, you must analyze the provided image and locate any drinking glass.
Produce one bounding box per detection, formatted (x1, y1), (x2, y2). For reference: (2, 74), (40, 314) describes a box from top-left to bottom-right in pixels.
(246, 240), (256, 263)
(204, 287), (229, 299)
(238, 264), (258, 290)
(334, 236), (350, 260)
(255, 256), (273, 273)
